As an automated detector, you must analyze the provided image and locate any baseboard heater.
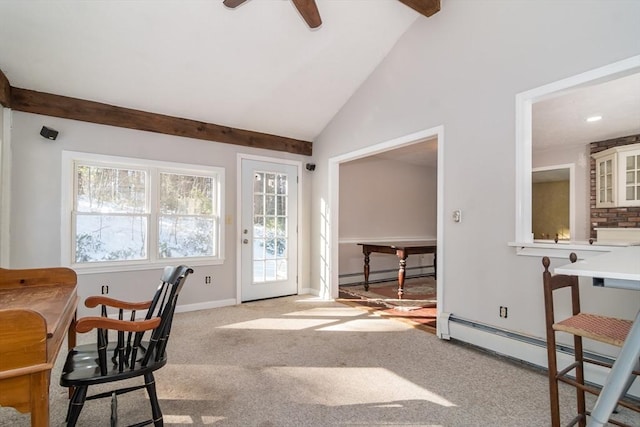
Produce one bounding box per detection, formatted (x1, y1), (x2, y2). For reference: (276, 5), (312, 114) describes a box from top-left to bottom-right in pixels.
(339, 265), (435, 286)
(448, 314), (616, 366)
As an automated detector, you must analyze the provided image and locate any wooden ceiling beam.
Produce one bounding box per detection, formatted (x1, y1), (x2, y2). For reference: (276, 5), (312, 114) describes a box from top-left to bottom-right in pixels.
(0, 69), (11, 108)
(10, 88), (312, 156)
(397, 0), (441, 18)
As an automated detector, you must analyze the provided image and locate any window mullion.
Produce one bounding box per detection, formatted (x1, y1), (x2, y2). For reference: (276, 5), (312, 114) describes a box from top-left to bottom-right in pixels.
(148, 167), (159, 262)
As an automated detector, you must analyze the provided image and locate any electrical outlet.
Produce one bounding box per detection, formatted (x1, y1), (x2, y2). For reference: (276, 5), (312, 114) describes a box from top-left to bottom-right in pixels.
(101, 285), (109, 294)
(205, 276), (212, 284)
(499, 306), (508, 318)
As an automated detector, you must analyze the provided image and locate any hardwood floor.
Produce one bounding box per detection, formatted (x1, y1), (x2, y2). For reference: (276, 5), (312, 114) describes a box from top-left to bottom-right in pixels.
(338, 277), (437, 333)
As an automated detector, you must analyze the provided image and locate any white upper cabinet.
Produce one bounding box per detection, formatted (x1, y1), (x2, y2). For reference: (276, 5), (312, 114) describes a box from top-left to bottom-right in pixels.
(593, 143), (640, 208)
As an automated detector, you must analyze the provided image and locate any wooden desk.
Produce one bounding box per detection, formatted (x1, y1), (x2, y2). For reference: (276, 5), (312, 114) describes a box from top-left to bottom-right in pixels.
(555, 246), (640, 427)
(0, 267), (78, 427)
(358, 242), (436, 299)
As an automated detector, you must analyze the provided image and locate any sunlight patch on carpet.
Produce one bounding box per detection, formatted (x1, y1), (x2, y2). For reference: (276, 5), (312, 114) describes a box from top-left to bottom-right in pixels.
(285, 307), (364, 317)
(157, 365), (456, 409)
(318, 318), (412, 332)
(218, 318), (338, 330)
(264, 367), (457, 408)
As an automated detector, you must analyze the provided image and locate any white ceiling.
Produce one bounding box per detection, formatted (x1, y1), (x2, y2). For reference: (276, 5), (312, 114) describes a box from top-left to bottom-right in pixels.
(533, 71), (640, 151)
(0, 0), (419, 142)
(1, 1), (638, 167)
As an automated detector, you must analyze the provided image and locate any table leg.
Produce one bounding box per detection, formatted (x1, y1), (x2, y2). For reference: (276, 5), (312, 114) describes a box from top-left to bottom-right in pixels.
(30, 371), (50, 427)
(363, 251), (371, 291)
(397, 256), (407, 299)
(587, 309), (640, 427)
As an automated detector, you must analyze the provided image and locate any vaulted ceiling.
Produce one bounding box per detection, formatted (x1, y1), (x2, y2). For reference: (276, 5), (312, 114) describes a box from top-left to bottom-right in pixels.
(1, 1), (636, 162)
(0, 0), (440, 155)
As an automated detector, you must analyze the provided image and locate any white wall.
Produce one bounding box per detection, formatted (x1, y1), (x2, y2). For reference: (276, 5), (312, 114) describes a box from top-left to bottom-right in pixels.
(8, 111), (310, 316)
(310, 0), (640, 364)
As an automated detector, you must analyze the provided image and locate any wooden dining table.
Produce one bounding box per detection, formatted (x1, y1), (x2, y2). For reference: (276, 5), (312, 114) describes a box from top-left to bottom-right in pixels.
(358, 241), (436, 299)
(0, 267), (78, 427)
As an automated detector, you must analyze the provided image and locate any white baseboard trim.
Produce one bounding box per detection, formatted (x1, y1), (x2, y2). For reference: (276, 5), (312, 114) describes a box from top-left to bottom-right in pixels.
(175, 298), (237, 313)
(299, 287), (318, 296)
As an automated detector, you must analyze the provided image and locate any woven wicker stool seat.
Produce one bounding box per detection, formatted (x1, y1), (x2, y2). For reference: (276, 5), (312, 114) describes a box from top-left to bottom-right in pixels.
(554, 313), (632, 347)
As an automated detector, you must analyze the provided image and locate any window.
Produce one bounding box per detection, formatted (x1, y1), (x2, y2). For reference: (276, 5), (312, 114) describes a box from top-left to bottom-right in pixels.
(63, 152), (224, 270)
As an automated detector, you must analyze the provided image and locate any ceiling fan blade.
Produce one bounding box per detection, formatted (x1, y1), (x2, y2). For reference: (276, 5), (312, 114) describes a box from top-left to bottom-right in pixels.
(397, 0), (441, 18)
(223, 0), (249, 8)
(291, 0), (322, 29)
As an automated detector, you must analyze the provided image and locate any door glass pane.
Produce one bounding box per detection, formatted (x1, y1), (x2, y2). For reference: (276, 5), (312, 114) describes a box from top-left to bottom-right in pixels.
(265, 173), (276, 194)
(265, 260), (277, 281)
(254, 195), (264, 215)
(277, 217), (287, 237)
(253, 172), (264, 193)
(277, 174), (287, 195)
(253, 170), (289, 283)
(276, 259), (287, 280)
(265, 195), (276, 215)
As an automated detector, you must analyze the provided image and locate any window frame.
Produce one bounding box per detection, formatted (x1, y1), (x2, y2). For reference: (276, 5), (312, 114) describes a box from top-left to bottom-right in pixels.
(514, 56), (640, 247)
(62, 151), (225, 272)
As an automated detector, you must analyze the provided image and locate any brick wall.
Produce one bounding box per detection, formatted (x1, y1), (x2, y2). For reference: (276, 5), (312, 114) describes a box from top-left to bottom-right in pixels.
(590, 134), (640, 239)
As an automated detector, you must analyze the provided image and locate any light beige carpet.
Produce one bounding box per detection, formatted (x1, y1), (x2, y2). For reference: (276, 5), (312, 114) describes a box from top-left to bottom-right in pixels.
(1, 295), (637, 426)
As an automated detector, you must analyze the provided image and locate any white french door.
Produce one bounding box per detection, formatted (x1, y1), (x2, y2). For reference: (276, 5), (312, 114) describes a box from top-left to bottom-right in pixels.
(240, 159), (298, 302)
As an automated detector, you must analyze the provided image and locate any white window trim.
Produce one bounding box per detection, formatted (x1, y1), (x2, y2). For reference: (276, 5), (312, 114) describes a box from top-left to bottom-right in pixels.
(513, 55), (640, 255)
(61, 151), (225, 273)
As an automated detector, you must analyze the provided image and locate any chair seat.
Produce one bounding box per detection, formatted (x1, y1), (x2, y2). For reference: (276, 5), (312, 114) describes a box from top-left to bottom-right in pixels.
(61, 342), (167, 387)
(554, 313), (632, 347)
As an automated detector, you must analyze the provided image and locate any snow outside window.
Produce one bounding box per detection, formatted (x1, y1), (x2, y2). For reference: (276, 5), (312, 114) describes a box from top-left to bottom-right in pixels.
(62, 152), (224, 271)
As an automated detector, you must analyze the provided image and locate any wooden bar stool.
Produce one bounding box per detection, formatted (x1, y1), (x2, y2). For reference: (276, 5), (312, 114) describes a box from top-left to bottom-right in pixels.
(542, 254), (639, 427)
